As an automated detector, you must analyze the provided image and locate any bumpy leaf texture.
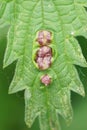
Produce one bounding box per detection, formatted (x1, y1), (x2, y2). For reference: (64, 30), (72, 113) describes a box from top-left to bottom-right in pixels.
(0, 0), (87, 130)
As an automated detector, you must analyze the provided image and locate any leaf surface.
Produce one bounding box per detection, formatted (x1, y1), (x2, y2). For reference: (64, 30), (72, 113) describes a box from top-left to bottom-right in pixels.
(1, 0), (87, 129)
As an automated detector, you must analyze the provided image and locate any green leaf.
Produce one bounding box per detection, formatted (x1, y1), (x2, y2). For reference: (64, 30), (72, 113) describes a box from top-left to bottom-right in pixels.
(0, 1), (14, 27)
(2, 0), (87, 130)
(0, 1), (7, 18)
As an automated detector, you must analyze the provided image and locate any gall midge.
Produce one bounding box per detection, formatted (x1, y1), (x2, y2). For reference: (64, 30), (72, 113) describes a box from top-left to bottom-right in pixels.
(35, 46), (52, 70)
(37, 46), (52, 57)
(36, 30), (52, 46)
(41, 75), (51, 86)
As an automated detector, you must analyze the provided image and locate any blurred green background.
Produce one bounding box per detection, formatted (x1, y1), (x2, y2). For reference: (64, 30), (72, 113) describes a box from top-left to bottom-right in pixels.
(0, 26), (87, 130)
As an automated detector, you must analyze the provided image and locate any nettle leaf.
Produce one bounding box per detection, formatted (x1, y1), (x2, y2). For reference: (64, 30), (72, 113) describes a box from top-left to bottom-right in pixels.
(1, 0), (87, 130)
(0, 0), (14, 27)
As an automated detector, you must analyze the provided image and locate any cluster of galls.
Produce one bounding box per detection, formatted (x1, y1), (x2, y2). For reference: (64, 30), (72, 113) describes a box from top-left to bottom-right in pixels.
(35, 30), (52, 70)
(35, 30), (53, 86)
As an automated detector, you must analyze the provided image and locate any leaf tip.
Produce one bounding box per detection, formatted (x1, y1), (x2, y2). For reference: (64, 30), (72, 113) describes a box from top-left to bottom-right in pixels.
(77, 86), (85, 97)
(3, 57), (12, 69)
(8, 87), (15, 94)
(25, 120), (32, 128)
